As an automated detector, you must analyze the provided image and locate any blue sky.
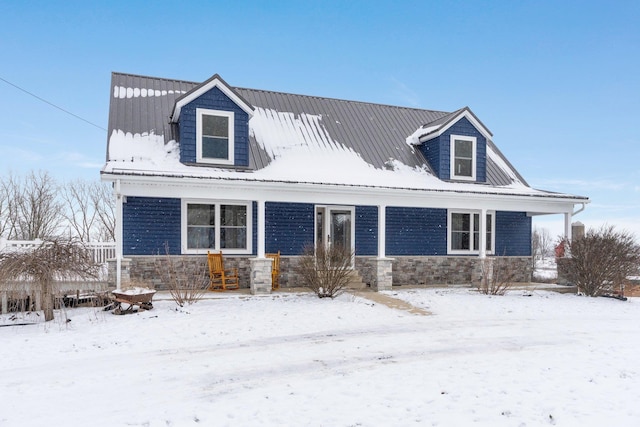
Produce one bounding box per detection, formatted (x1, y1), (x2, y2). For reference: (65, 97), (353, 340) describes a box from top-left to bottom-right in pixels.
(1, 0), (638, 238)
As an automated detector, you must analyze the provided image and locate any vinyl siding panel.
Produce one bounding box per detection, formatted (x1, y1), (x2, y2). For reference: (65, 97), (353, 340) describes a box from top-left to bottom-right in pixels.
(495, 211), (532, 256)
(265, 202), (315, 255)
(386, 207), (447, 255)
(123, 197), (181, 255)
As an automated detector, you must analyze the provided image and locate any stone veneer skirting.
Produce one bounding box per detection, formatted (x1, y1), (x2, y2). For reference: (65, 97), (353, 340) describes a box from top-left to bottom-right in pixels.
(108, 255), (532, 290)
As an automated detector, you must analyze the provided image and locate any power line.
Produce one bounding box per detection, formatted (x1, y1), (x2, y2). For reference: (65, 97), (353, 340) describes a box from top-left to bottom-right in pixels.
(0, 75), (107, 132)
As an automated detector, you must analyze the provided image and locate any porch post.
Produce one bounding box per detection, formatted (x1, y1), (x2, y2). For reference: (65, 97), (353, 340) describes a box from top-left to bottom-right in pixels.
(114, 180), (123, 290)
(374, 204), (393, 291)
(479, 208), (487, 259)
(564, 212), (573, 244)
(378, 204), (386, 258)
(257, 200), (266, 258)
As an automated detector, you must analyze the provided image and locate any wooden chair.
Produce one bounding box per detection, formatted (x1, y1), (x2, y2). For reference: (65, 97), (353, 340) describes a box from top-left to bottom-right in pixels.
(207, 251), (239, 291)
(266, 251), (281, 290)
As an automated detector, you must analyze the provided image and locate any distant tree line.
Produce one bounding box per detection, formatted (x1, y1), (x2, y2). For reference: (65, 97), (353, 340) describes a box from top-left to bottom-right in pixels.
(0, 171), (114, 242)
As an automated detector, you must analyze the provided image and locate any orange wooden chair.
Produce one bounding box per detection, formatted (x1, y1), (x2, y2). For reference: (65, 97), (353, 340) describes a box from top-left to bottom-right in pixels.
(207, 251), (239, 291)
(266, 251), (281, 290)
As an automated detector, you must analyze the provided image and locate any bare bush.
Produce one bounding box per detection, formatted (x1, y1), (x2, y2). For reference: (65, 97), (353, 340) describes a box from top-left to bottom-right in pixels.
(297, 243), (353, 298)
(155, 244), (208, 307)
(476, 257), (518, 296)
(0, 239), (99, 321)
(564, 226), (640, 297)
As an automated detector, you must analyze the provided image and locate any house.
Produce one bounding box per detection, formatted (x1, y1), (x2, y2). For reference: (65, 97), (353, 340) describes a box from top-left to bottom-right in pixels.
(101, 72), (589, 293)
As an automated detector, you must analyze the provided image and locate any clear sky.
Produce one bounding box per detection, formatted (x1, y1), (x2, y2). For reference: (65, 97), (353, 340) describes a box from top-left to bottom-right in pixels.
(1, 0), (638, 239)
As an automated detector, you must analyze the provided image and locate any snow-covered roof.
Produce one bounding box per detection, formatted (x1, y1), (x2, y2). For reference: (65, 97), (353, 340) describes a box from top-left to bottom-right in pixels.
(103, 72), (587, 201)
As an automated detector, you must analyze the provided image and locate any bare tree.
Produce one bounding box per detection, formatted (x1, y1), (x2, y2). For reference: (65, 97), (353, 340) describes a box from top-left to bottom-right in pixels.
(12, 171), (63, 240)
(565, 226), (640, 297)
(297, 243), (353, 298)
(0, 239), (99, 321)
(92, 181), (115, 242)
(60, 179), (99, 241)
(1, 174), (23, 239)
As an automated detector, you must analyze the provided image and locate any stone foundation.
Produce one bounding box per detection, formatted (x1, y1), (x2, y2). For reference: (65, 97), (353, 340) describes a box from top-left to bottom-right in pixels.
(250, 258), (273, 295)
(108, 255), (532, 291)
(391, 256), (532, 286)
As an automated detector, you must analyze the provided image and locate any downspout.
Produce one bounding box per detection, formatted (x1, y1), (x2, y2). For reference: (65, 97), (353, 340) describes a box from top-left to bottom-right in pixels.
(572, 202), (586, 216)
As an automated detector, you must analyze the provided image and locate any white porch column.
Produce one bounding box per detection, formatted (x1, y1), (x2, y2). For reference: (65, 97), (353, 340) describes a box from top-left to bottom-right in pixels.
(378, 204), (386, 258)
(114, 180), (124, 290)
(257, 200), (266, 258)
(564, 212), (573, 242)
(479, 208), (487, 259)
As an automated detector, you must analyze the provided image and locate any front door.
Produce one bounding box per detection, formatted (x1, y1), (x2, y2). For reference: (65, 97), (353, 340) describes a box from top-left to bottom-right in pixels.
(315, 206), (355, 264)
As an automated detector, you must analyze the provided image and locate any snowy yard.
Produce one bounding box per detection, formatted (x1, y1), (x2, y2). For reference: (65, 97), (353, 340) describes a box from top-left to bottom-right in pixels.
(1, 288), (639, 426)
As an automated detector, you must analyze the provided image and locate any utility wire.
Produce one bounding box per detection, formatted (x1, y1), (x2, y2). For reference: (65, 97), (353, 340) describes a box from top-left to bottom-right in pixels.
(0, 75), (107, 132)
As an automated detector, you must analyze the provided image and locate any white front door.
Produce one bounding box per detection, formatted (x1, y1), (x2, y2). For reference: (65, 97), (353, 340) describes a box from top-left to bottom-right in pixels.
(315, 206), (355, 258)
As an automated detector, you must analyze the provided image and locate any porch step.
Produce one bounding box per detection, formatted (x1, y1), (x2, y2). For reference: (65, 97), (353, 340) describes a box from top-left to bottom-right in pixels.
(345, 270), (366, 290)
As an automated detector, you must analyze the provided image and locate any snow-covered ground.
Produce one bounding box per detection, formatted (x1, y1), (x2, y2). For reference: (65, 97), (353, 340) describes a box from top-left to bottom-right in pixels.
(1, 289), (639, 426)
(534, 257), (558, 281)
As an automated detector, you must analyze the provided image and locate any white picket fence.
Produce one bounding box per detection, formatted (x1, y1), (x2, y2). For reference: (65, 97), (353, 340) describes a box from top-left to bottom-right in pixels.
(0, 239), (117, 314)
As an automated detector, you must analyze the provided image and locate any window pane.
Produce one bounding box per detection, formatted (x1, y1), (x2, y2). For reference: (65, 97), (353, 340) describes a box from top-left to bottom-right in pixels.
(221, 227), (247, 249)
(452, 213), (469, 231)
(220, 205), (247, 249)
(202, 137), (229, 159)
(187, 226), (215, 249)
(220, 205), (247, 226)
(452, 231), (470, 250)
(187, 204), (215, 226)
(455, 158), (473, 177)
(455, 140), (473, 157)
(203, 115), (228, 138)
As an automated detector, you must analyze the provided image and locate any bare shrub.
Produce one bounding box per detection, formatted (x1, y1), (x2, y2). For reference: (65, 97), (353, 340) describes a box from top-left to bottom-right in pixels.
(297, 243), (353, 298)
(155, 244), (208, 307)
(0, 239), (99, 321)
(476, 257), (518, 296)
(564, 226), (640, 297)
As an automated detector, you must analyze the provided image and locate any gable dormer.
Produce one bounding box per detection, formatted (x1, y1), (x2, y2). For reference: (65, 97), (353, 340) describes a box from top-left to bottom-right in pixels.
(411, 107), (492, 183)
(170, 74), (254, 168)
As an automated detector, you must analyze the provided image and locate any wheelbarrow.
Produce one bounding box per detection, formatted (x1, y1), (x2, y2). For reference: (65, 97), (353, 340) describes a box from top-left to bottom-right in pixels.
(109, 288), (157, 315)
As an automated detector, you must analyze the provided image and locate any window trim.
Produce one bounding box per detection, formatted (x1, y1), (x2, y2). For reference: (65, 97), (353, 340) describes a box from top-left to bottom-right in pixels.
(447, 210), (495, 255)
(181, 199), (252, 255)
(195, 108), (235, 165)
(450, 135), (477, 181)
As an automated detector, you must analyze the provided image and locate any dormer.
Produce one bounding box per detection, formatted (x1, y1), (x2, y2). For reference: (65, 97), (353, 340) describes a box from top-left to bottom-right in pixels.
(170, 74), (254, 168)
(409, 107), (492, 183)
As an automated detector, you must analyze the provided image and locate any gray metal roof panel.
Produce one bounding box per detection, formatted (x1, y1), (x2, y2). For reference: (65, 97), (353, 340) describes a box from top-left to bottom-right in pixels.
(107, 72), (525, 187)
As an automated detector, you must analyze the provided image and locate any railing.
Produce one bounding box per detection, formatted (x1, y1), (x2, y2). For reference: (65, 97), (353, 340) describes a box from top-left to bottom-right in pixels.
(0, 238), (116, 264)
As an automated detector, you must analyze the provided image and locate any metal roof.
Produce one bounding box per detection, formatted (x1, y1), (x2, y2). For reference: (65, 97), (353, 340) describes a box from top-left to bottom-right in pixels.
(107, 72), (528, 187)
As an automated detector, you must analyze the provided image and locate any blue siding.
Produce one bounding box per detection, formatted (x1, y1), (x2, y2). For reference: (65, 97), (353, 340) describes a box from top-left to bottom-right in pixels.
(252, 201), (257, 255)
(355, 205), (378, 256)
(123, 197), (181, 255)
(419, 117), (487, 182)
(418, 139), (442, 177)
(386, 207), (447, 255)
(495, 211), (531, 256)
(178, 86), (250, 167)
(265, 202), (314, 255)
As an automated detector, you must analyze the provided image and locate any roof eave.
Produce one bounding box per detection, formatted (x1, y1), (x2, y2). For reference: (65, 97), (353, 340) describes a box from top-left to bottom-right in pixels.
(170, 74), (255, 123)
(417, 107), (493, 143)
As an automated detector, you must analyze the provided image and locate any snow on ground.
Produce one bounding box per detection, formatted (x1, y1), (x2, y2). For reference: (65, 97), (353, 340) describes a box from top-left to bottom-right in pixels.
(534, 257), (558, 281)
(1, 289), (639, 426)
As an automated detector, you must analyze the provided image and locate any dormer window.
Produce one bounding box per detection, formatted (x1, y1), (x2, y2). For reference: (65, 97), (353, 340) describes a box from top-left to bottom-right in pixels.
(450, 135), (476, 180)
(196, 108), (234, 165)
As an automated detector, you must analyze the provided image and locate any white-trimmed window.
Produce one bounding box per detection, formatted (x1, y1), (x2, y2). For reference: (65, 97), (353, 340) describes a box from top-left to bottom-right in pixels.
(196, 108), (234, 165)
(182, 200), (251, 254)
(450, 135), (476, 180)
(448, 210), (494, 254)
